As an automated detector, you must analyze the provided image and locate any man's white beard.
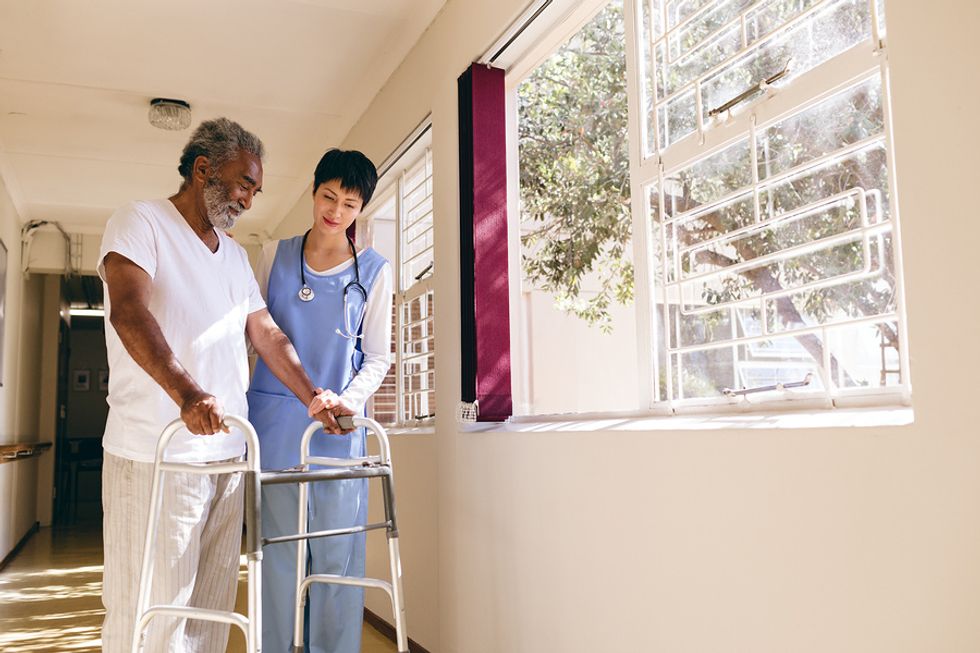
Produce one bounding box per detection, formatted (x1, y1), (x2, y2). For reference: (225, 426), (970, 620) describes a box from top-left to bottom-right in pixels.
(203, 178), (241, 230)
(210, 209), (238, 230)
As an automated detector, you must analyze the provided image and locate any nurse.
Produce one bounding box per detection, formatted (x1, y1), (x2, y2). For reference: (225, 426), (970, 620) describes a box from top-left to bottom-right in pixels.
(247, 149), (393, 653)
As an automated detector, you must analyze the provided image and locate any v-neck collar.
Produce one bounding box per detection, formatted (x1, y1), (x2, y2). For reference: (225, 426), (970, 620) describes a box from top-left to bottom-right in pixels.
(166, 198), (222, 255)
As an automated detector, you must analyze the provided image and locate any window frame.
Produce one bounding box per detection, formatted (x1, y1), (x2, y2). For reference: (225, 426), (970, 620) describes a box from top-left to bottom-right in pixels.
(504, 0), (623, 416)
(502, 0), (911, 418)
(359, 121), (437, 428)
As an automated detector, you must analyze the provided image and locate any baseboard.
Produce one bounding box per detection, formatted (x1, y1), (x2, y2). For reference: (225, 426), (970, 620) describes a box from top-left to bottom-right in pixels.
(0, 521), (40, 572)
(363, 607), (431, 653)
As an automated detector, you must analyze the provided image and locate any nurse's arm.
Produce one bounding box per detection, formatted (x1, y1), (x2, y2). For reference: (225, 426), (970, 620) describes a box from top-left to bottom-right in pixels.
(103, 252), (228, 436)
(245, 308), (345, 434)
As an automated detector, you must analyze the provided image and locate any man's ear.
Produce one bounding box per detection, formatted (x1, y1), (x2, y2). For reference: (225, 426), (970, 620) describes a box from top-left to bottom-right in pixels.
(192, 155), (211, 186)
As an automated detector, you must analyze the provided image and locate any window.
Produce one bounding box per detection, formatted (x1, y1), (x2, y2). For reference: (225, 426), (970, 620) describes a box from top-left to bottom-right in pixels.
(511, 0), (639, 415)
(360, 125), (436, 426)
(397, 148), (436, 422)
(638, 0), (906, 408)
(507, 0), (907, 415)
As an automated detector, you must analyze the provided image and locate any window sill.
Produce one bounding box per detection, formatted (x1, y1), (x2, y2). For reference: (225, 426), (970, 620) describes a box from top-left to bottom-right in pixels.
(458, 405), (913, 434)
(383, 423), (436, 437)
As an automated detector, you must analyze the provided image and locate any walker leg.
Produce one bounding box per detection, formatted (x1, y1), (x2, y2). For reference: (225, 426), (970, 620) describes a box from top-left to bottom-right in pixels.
(388, 535), (409, 653)
(245, 470), (263, 653)
(293, 478), (309, 651)
(381, 473), (409, 653)
(130, 464), (166, 653)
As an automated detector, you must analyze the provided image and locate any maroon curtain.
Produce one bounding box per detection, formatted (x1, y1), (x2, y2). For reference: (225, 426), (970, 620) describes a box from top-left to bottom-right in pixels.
(458, 63), (512, 421)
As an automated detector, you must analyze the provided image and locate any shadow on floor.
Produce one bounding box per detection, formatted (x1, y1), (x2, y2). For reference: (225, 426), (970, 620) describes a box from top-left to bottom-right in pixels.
(0, 523), (396, 653)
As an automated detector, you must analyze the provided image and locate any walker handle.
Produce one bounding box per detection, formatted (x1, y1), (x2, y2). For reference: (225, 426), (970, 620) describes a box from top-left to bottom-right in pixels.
(153, 414), (260, 471)
(299, 416), (392, 467)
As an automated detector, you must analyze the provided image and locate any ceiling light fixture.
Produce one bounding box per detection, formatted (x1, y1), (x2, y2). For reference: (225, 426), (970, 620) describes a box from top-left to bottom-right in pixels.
(148, 98), (192, 131)
(68, 307), (105, 317)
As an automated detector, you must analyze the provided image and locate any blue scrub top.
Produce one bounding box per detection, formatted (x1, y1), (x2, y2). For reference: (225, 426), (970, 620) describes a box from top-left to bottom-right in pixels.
(247, 235), (387, 470)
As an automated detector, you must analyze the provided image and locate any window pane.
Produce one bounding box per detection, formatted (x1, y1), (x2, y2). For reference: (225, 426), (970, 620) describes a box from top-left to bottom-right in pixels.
(517, 1), (637, 414)
(357, 190), (397, 425)
(664, 138), (753, 218)
(644, 0), (876, 156)
(369, 298), (398, 425)
(667, 0), (716, 30)
(670, 0), (755, 61)
(657, 88), (698, 149)
(827, 320), (901, 388)
(701, 0), (871, 120)
(744, 0), (822, 44)
(664, 23), (742, 99)
(640, 2), (660, 156)
(361, 137), (437, 425)
(761, 142), (890, 219)
(757, 77), (884, 180)
(400, 290), (435, 422)
(765, 234), (895, 333)
(648, 71), (904, 402)
(400, 150), (434, 291)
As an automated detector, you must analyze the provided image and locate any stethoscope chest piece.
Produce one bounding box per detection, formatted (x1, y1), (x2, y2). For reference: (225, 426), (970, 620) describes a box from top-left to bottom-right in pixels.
(298, 285), (315, 302)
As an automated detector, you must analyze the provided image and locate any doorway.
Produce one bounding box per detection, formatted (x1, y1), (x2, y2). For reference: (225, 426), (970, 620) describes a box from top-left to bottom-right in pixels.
(53, 275), (107, 525)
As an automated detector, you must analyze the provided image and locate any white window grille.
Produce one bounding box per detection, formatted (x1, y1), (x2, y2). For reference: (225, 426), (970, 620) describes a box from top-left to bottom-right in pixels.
(634, 0), (909, 408)
(360, 189), (398, 425)
(360, 125), (436, 426)
(397, 148), (435, 423)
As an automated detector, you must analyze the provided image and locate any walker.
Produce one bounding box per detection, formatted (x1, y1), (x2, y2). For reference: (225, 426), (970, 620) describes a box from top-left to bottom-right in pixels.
(130, 415), (409, 653)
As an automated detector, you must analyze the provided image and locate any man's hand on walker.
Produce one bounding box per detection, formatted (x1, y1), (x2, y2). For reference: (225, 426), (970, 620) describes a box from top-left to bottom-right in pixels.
(180, 391), (229, 436)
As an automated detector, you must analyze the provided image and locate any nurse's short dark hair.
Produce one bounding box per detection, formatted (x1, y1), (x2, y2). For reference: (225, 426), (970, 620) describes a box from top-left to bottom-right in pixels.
(313, 149), (378, 207)
(177, 117), (265, 182)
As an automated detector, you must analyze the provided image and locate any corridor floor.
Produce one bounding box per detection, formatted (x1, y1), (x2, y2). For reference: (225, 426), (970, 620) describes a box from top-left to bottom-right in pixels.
(0, 525), (395, 652)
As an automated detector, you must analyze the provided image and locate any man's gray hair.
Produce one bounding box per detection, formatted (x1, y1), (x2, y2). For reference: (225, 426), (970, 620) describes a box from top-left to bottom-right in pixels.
(177, 117), (265, 182)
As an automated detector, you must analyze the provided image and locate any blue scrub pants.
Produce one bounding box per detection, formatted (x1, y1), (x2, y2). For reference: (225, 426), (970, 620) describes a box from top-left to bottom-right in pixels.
(261, 476), (367, 653)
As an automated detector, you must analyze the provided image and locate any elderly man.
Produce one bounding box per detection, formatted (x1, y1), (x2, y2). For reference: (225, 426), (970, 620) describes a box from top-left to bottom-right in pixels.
(99, 117), (347, 652)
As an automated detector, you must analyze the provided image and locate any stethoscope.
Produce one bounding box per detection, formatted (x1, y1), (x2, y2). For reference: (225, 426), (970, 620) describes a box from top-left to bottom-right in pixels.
(298, 229), (368, 340)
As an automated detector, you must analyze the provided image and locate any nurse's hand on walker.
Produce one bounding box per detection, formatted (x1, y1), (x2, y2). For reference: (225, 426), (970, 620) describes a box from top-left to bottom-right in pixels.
(308, 387), (356, 435)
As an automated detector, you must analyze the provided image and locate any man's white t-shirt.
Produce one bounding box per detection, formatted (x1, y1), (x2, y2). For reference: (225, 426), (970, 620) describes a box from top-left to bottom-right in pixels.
(98, 199), (266, 463)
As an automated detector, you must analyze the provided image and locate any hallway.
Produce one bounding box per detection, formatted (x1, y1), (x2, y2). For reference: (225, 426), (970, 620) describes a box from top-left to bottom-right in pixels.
(0, 526), (396, 652)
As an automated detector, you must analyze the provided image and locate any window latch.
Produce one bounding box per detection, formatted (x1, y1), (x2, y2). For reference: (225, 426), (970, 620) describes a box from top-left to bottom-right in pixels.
(723, 372), (813, 398)
(414, 261), (434, 281)
(707, 59), (792, 119)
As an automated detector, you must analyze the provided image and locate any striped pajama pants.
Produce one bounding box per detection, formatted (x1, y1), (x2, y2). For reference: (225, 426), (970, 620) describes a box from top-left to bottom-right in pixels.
(101, 451), (244, 653)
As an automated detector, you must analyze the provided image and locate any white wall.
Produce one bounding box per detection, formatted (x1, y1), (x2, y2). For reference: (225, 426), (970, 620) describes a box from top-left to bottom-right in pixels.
(266, 0), (980, 651)
(0, 173), (47, 561)
(34, 275), (64, 526)
(365, 434), (440, 645)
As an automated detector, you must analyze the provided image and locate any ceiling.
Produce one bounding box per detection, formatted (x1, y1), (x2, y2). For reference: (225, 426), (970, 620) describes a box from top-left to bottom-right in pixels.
(0, 0), (446, 240)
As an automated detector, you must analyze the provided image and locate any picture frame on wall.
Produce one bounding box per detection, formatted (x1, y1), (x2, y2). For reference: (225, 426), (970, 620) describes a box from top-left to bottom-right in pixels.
(98, 369), (109, 392)
(73, 369), (90, 392)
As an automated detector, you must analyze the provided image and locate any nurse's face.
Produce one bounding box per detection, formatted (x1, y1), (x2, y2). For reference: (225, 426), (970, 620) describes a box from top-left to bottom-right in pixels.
(312, 179), (363, 236)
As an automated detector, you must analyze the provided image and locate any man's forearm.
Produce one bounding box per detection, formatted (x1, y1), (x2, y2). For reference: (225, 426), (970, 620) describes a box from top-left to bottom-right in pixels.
(110, 301), (203, 407)
(251, 324), (317, 405)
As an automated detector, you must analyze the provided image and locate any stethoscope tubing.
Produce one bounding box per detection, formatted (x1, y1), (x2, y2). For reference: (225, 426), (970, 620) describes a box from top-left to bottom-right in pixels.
(298, 230), (369, 340)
